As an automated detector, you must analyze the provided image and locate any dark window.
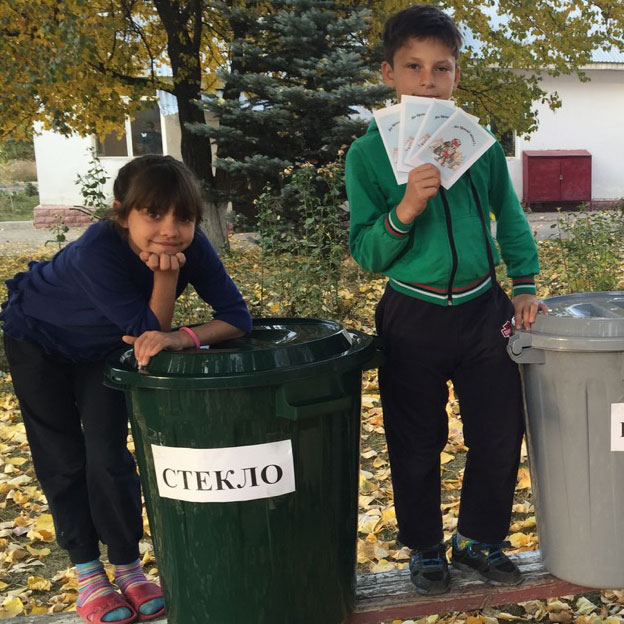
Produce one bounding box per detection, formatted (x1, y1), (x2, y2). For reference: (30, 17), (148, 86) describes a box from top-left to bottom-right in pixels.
(96, 129), (128, 157)
(131, 105), (163, 155)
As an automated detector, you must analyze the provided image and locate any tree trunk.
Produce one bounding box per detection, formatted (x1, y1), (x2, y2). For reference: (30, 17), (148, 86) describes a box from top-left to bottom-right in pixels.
(176, 92), (229, 251)
(153, 0), (228, 251)
(202, 200), (230, 252)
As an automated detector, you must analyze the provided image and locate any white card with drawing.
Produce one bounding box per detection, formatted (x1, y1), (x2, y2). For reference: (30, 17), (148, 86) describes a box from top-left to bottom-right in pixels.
(405, 99), (456, 168)
(412, 109), (496, 189)
(374, 104), (408, 185)
(397, 96), (432, 172)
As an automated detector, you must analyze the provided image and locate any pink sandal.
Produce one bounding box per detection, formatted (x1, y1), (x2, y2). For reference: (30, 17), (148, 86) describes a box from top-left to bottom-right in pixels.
(76, 592), (137, 624)
(122, 582), (166, 622)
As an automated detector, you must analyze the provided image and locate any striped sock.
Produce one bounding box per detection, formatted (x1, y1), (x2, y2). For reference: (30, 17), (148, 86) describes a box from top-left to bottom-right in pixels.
(76, 559), (132, 623)
(115, 559), (164, 617)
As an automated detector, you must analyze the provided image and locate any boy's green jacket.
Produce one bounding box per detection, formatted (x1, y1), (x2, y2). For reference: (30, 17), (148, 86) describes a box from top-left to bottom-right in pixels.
(346, 120), (540, 306)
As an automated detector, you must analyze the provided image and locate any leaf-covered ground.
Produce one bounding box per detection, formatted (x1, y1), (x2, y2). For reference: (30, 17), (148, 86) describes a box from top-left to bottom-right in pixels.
(0, 236), (624, 622)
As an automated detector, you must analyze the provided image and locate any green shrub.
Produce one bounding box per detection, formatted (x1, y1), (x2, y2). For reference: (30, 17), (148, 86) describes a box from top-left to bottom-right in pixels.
(0, 189), (39, 220)
(254, 159), (353, 318)
(0, 139), (35, 163)
(75, 148), (111, 220)
(548, 205), (624, 293)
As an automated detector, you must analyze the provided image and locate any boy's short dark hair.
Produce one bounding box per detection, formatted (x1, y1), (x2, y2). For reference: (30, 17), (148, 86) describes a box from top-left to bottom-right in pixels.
(383, 5), (463, 64)
(113, 155), (204, 225)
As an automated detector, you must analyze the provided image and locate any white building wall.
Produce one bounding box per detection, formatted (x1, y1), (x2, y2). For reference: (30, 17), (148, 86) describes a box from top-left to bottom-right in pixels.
(506, 67), (624, 202)
(33, 130), (130, 206)
(34, 110), (218, 207)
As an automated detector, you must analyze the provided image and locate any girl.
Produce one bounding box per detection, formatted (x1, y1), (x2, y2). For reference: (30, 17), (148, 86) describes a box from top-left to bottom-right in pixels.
(1, 155), (252, 623)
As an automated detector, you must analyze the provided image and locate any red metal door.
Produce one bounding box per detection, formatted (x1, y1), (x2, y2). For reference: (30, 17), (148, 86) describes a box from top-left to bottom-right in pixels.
(560, 157), (591, 202)
(527, 158), (561, 202)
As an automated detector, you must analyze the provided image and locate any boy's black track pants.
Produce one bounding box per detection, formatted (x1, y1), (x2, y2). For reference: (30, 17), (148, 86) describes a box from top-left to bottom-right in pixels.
(4, 334), (142, 565)
(375, 284), (524, 549)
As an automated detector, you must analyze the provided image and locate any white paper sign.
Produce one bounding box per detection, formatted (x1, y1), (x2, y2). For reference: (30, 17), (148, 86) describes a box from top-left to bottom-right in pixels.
(151, 440), (296, 502)
(611, 404), (624, 451)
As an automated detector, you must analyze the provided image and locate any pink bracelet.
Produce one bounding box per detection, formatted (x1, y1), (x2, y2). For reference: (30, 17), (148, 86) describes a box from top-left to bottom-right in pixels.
(179, 326), (201, 350)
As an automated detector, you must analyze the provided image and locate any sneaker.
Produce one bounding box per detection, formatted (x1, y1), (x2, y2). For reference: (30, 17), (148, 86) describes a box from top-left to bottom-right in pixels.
(409, 543), (450, 595)
(451, 534), (522, 585)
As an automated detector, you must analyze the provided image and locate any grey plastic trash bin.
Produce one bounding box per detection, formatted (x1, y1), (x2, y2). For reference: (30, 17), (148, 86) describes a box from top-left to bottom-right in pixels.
(508, 291), (624, 588)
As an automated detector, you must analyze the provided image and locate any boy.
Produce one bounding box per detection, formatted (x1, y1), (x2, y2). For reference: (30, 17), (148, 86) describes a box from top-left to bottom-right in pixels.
(346, 5), (546, 595)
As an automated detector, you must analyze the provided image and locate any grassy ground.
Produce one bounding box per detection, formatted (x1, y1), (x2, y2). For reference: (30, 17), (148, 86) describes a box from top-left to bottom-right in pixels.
(0, 191), (39, 222)
(1, 224), (624, 621)
(0, 158), (39, 221)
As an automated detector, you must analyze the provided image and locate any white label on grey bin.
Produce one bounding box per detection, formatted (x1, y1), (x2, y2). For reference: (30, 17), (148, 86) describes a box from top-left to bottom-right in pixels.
(151, 440), (296, 502)
(611, 404), (624, 452)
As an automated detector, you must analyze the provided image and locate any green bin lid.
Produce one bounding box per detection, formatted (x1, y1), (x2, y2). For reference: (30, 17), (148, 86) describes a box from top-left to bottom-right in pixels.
(105, 318), (375, 389)
(522, 291), (624, 351)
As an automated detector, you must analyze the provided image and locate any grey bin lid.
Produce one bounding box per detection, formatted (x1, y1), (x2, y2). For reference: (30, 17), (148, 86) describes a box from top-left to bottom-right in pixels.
(518, 291), (624, 352)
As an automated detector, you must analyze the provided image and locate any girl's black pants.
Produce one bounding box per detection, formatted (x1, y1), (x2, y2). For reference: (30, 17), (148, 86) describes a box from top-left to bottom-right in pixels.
(4, 334), (142, 565)
(375, 284), (524, 549)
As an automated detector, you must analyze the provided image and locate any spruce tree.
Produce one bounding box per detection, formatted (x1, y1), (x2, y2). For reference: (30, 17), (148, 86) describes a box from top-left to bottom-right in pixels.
(194, 0), (389, 220)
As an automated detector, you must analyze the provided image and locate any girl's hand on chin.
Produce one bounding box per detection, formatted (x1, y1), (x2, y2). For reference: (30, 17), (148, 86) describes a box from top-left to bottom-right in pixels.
(139, 251), (186, 272)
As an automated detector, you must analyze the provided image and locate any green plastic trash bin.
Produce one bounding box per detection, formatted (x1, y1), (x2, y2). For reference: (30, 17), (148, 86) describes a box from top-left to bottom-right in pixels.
(508, 292), (624, 588)
(105, 318), (376, 624)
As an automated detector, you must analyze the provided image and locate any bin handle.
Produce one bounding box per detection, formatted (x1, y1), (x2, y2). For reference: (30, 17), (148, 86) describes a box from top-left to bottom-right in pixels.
(362, 335), (386, 371)
(507, 332), (545, 364)
(104, 373), (129, 391)
(276, 386), (353, 421)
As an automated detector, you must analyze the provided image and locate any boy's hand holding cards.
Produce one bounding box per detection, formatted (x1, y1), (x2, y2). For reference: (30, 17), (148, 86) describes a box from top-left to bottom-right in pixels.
(397, 164), (441, 223)
(374, 98), (494, 190)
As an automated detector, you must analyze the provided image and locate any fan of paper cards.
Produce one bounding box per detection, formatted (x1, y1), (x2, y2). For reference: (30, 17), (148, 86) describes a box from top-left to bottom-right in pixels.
(374, 96), (495, 189)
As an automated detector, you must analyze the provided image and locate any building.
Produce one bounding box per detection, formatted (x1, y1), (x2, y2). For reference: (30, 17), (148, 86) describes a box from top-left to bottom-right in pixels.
(32, 52), (624, 227)
(507, 50), (624, 208)
(32, 91), (215, 228)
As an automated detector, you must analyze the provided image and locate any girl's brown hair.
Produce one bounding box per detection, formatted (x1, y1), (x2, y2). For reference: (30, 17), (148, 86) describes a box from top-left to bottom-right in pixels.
(112, 155), (203, 224)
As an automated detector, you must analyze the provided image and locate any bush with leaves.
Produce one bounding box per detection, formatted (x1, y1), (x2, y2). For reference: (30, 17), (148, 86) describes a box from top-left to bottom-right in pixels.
(547, 205), (624, 294)
(74, 148), (111, 220)
(255, 158), (354, 318)
(45, 215), (69, 252)
(0, 138), (34, 163)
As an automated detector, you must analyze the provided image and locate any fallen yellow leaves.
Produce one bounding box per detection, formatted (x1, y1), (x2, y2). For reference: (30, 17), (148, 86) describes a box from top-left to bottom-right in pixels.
(508, 531), (538, 551)
(27, 576), (51, 592)
(2, 249), (623, 622)
(466, 616), (498, 624)
(440, 452), (454, 465)
(5, 457), (27, 466)
(26, 545), (51, 558)
(0, 597), (24, 618)
(516, 467), (532, 490)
